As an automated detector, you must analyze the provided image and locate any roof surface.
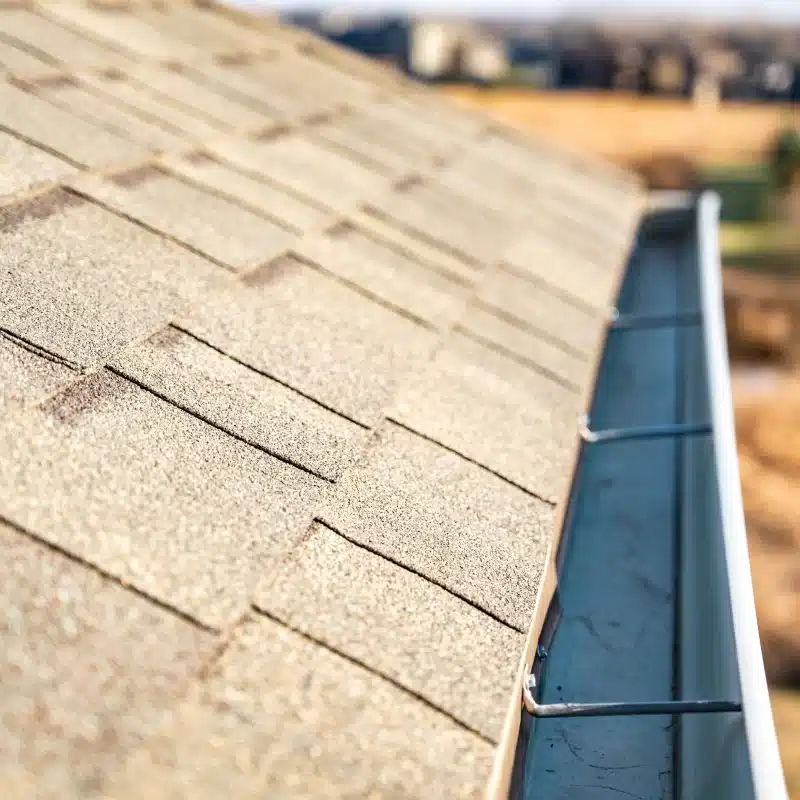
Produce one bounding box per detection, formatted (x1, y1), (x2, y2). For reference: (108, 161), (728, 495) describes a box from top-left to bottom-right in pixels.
(0, 2), (642, 796)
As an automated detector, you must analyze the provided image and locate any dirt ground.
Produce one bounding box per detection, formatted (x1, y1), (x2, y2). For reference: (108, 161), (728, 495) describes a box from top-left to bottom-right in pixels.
(444, 87), (799, 168)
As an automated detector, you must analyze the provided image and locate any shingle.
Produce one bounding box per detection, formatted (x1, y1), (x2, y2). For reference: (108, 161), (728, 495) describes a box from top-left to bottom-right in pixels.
(43, 2), (201, 62)
(0, 81), (141, 168)
(0, 189), (220, 369)
(477, 267), (605, 356)
(0, 35), (56, 75)
(72, 166), (293, 272)
(0, 130), (75, 198)
(390, 332), (579, 503)
(110, 327), (366, 481)
(504, 231), (618, 311)
(160, 150), (331, 233)
(76, 70), (224, 143)
(0, 334), (75, 412)
(0, 370), (325, 630)
(367, 179), (511, 264)
(207, 132), (389, 212)
(0, 519), (212, 799)
(107, 617), (494, 799)
(296, 223), (468, 327)
(0, 7), (133, 69)
(319, 422), (555, 631)
(459, 304), (590, 390)
(127, 64), (271, 133)
(178, 256), (435, 426)
(31, 78), (185, 153)
(255, 522), (521, 740)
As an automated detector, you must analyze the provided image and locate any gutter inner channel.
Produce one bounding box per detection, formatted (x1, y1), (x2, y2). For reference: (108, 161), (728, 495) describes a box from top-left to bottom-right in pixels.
(520, 215), (696, 799)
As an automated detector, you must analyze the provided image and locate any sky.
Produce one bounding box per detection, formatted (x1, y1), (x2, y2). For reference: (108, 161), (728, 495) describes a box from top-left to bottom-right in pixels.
(233, 0), (800, 23)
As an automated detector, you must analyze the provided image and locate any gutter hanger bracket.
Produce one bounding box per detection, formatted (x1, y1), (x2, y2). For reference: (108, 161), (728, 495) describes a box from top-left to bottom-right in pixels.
(609, 309), (703, 331)
(580, 417), (712, 444)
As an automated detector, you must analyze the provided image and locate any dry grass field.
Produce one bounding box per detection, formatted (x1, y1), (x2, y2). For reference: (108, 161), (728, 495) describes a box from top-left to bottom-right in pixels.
(444, 86), (799, 168)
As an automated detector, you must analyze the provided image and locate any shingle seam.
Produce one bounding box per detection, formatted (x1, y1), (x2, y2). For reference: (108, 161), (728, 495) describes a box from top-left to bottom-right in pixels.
(361, 204), (487, 267)
(472, 298), (593, 361)
(0, 326), (82, 371)
(307, 128), (408, 179)
(454, 325), (583, 395)
(385, 418), (559, 507)
(0, 511), (218, 634)
(251, 601), (498, 745)
(0, 120), (84, 169)
(105, 365), (337, 484)
(62, 184), (237, 273)
(313, 517), (527, 635)
(0, 29), (61, 68)
(500, 259), (608, 316)
(287, 250), (441, 332)
(170, 323), (372, 430)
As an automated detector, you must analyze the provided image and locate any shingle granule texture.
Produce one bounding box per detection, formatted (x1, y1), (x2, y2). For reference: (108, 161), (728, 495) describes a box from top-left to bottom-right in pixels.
(108, 617), (495, 800)
(177, 256), (435, 426)
(0, 520), (212, 799)
(0, 130), (74, 197)
(0, 3), (645, 795)
(0, 335), (76, 412)
(0, 371), (326, 629)
(110, 326), (366, 481)
(160, 151), (331, 233)
(72, 166), (293, 271)
(318, 422), (555, 631)
(390, 332), (579, 503)
(0, 190), (221, 369)
(255, 522), (522, 740)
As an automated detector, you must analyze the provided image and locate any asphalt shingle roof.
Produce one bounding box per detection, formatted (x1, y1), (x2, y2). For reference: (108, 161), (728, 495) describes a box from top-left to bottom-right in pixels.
(0, 2), (643, 796)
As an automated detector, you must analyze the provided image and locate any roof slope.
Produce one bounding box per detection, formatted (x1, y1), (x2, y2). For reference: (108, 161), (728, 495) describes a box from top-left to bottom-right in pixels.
(0, 2), (642, 796)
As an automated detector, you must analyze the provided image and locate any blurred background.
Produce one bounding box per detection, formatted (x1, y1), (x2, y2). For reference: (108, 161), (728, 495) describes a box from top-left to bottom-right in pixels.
(249, 0), (800, 790)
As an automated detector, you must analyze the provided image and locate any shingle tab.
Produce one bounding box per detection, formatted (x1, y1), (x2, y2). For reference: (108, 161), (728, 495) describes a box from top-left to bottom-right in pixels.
(32, 78), (185, 153)
(110, 326), (366, 481)
(319, 422), (555, 630)
(208, 132), (389, 212)
(178, 256), (435, 425)
(0, 370), (325, 629)
(0, 519), (212, 799)
(460, 304), (589, 389)
(0, 334), (75, 412)
(296, 223), (468, 326)
(0, 130), (74, 198)
(0, 35), (56, 75)
(391, 332), (579, 503)
(477, 266), (604, 356)
(0, 189), (220, 368)
(255, 522), (521, 740)
(107, 617), (494, 799)
(161, 150), (331, 233)
(0, 81), (141, 167)
(72, 165), (293, 271)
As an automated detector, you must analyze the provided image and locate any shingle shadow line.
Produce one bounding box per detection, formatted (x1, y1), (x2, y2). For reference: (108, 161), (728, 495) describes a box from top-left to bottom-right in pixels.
(106, 365), (336, 484)
(454, 325), (583, 395)
(0, 121), (84, 169)
(170, 323), (372, 431)
(0, 511), (218, 634)
(313, 517), (527, 636)
(251, 602), (497, 746)
(0, 326), (81, 371)
(62, 185), (238, 274)
(472, 298), (592, 362)
(385, 418), (557, 508)
(500, 260), (606, 317)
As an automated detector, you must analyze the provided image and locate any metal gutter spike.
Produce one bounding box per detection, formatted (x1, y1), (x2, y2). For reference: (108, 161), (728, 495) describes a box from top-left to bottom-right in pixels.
(609, 309), (703, 331)
(522, 672), (741, 719)
(579, 416), (712, 444)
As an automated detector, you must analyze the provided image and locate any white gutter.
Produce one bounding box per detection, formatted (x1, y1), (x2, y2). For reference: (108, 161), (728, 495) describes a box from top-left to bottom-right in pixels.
(697, 192), (787, 800)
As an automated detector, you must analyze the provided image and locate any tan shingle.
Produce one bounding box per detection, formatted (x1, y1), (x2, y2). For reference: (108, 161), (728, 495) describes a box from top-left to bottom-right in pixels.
(107, 616), (494, 799)
(0, 130), (75, 197)
(0, 334), (75, 412)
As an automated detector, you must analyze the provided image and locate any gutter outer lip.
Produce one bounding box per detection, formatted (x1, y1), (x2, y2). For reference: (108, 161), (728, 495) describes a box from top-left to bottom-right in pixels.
(697, 191), (788, 800)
